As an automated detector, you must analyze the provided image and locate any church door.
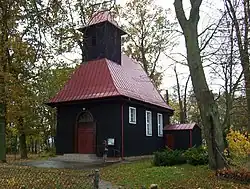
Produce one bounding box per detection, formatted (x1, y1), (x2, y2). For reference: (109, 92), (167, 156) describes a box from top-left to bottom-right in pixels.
(76, 111), (96, 154)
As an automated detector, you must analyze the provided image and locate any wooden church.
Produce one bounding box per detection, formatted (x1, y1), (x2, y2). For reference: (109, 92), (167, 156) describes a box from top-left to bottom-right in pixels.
(47, 11), (174, 158)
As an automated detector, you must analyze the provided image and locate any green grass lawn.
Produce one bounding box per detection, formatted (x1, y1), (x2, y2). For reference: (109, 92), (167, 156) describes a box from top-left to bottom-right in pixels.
(100, 159), (250, 189)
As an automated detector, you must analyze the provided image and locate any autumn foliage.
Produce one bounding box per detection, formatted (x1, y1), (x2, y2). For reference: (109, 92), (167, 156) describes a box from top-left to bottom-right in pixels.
(217, 167), (250, 183)
(217, 129), (250, 183)
(226, 129), (250, 159)
(0, 164), (93, 189)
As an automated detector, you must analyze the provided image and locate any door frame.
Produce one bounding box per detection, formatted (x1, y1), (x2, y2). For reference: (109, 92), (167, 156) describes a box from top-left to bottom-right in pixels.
(74, 111), (96, 153)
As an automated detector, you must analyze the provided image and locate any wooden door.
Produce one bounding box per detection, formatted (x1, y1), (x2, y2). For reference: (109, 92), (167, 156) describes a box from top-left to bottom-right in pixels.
(78, 123), (95, 154)
(166, 134), (174, 149)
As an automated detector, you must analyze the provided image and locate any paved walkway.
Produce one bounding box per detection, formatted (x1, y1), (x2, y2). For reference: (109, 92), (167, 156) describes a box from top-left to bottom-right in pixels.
(18, 160), (105, 170)
(18, 160), (121, 188)
(17, 154), (126, 189)
(99, 180), (120, 189)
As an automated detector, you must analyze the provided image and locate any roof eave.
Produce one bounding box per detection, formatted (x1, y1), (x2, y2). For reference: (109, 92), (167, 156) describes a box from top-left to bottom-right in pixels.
(77, 20), (127, 35)
(44, 101), (57, 108)
(164, 129), (193, 131)
(121, 96), (174, 114)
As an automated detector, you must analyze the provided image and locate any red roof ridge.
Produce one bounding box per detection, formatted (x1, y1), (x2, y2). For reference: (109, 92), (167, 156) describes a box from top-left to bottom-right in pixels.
(88, 11), (118, 26)
(164, 123), (198, 131)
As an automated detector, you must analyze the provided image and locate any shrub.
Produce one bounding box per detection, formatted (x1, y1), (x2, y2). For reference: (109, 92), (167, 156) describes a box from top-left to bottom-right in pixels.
(153, 151), (167, 166)
(39, 147), (56, 158)
(153, 148), (186, 166)
(183, 146), (208, 166)
(226, 129), (250, 159)
(226, 129), (250, 169)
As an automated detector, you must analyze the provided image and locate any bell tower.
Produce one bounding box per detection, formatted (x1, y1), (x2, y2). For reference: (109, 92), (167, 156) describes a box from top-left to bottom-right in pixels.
(78, 11), (127, 65)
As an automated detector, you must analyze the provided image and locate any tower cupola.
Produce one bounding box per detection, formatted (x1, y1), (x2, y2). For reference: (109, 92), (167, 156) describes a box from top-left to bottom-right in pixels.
(79, 11), (127, 64)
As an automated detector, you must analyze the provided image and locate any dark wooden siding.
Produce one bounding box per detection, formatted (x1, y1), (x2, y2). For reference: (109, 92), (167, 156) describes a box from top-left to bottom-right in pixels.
(84, 22), (122, 64)
(56, 106), (75, 154)
(55, 97), (172, 157)
(164, 125), (202, 150)
(104, 24), (122, 64)
(192, 126), (202, 147)
(165, 130), (190, 150)
(84, 25), (105, 61)
(123, 101), (170, 157)
(55, 99), (121, 156)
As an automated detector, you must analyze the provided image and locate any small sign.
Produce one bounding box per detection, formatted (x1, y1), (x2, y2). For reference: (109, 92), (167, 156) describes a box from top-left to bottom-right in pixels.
(107, 138), (115, 146)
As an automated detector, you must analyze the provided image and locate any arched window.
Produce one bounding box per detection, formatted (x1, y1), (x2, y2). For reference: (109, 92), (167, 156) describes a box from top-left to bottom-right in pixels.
(77, 111), (94, 123)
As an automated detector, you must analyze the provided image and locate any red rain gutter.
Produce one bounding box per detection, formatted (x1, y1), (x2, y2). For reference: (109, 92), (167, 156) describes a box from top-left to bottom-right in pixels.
(189, 130), (192, 148)
(121, 103), (124, 160)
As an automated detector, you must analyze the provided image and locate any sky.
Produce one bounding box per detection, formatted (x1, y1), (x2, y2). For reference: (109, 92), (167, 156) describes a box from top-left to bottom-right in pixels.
(61, 0), (225, 96)
(116, 0), (225, 95)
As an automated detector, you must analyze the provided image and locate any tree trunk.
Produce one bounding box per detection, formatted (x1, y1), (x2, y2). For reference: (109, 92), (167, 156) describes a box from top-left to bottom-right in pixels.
(35, 140), (37, 154)
(19, 117), (27, 159)
(185, 26), (225, 169)
(174, 0), (225, 169)
(51, 137), (55, 148)
(0, 103), (6, 163)
(222, 23), (234, 133)
(0, 0), (9, 163)
(174, 66), (185, 123)
(30, 137), (34, 153)
(240, 0), (250, 134)
(44, 133), (49, 151)
(19, 133), (27, 159)
(0, 69), (6, 163)
(183, 75), (190, 123)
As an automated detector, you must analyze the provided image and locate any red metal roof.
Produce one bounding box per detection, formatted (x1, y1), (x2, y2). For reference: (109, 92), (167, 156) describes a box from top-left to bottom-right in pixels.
(49, 54), (173, 110)
(88, 11), (119, 27)
(163, 123), (198, 131)
(49, 59), (120, 103)
(80, 11), (126, 35)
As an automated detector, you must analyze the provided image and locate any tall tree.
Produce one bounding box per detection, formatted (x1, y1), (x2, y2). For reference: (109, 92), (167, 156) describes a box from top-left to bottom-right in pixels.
(0, 0), (22, 162)
(33, 66), (75, 150)
(121, 0), (176, 88)
(208, 16), (244, 132)
(173, 66), (190, 123)
(224, 0), (250, 133)
(0, 0), (72, 159)
(174, 0), (225, 169)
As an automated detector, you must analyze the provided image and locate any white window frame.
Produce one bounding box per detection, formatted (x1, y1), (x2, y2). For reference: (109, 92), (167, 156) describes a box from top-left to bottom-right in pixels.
(145, 110), (152, 136)
(157, 113), (163, 137)
(129, 107), (136, 124)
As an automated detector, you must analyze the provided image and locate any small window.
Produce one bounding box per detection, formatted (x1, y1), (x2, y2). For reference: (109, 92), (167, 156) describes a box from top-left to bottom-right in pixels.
(157, 113), (163, 137)
(145, 110), (152, 136)
(129, 107), (136, 124)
